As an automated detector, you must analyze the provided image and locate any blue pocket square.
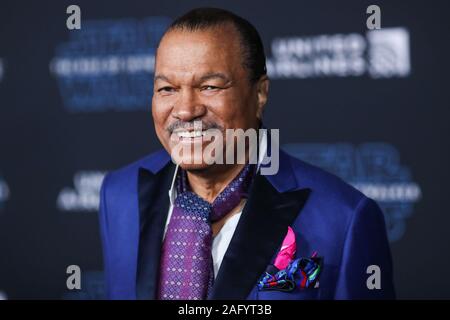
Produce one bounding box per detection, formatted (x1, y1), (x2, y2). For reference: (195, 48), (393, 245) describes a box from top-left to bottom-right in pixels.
(258, 253), (323, 292)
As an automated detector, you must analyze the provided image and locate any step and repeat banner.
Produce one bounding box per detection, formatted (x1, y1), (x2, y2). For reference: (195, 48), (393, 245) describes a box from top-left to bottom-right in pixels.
(0, 0), (449, 299)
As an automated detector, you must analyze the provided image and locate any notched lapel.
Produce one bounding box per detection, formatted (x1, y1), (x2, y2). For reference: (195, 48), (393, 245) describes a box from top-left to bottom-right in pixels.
(209, 173), (311, 300)
(136, 163), (175, 299)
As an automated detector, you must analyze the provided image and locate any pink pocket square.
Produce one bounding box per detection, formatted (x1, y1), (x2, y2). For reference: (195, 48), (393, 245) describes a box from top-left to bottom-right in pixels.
(257, 226), (323, 292)
(273, 226), (296, 270)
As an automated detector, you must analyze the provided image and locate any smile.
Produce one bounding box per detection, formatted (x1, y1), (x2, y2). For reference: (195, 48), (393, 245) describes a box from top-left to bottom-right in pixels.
(175, 130), (208, 138)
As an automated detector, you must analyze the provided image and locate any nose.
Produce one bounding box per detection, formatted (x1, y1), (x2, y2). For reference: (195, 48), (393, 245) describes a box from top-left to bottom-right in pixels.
(172, 88), (206, 122)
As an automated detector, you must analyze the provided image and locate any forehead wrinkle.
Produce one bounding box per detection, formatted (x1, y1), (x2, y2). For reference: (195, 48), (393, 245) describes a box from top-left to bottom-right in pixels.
(154, 70), (197, 86)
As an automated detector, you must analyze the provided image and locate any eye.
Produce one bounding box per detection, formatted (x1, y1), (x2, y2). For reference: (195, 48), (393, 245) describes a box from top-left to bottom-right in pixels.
(157, 86), (176, 93)
(201, 85), (220, 91)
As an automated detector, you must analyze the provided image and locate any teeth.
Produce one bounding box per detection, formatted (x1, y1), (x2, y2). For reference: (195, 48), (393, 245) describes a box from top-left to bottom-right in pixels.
(176, 130), (206, 138)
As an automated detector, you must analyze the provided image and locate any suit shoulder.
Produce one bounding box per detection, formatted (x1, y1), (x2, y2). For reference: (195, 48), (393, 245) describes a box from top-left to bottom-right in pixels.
(287, 153), (368, 212)
(285, 154), (386, 253)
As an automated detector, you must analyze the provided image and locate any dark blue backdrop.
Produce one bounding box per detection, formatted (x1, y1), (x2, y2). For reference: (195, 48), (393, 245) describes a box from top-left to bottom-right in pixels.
(0, 0), (449, 299)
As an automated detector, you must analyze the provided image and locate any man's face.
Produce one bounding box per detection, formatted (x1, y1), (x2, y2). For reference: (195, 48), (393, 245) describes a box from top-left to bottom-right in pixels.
(152, 24), (268, 171)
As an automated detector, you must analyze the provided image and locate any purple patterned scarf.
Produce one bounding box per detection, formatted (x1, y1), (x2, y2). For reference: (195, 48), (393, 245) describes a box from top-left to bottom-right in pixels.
(157, 164), (254, 300)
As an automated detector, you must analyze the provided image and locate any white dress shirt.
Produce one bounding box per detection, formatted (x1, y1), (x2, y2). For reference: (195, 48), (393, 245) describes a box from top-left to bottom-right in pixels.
(163, 130), (268, 278)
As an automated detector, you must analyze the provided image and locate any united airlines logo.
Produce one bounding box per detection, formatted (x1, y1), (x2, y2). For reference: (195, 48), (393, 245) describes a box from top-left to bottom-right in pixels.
(57, 171), (106, 212)
(283, 143), (421, 242)
(50, 17), (171, 112)
(367, 28), (411, 78)
(267, 27), (410, 79)
(0, 177), (10, 211)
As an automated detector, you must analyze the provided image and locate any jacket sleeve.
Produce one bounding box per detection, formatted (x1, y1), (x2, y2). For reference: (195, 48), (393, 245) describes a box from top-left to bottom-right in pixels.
(334, 196), (396, 299)
(98, 173), (112, 299)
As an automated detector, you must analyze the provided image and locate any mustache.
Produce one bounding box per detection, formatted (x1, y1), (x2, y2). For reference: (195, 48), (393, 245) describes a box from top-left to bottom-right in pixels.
(166, 120), (223, 133)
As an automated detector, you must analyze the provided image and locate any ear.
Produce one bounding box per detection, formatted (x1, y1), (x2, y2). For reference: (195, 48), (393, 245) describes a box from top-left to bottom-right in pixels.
(256, 75), (269, 120)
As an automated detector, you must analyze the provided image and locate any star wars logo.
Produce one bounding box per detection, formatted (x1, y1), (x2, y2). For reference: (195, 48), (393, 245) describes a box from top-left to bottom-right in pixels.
(50, 17), (171, 113)
(57, 171), (106, 212)
(283, 143), (421, 242)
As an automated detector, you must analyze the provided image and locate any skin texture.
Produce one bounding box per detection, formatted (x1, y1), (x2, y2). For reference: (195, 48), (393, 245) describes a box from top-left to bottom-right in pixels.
(152, 23), (269, 233)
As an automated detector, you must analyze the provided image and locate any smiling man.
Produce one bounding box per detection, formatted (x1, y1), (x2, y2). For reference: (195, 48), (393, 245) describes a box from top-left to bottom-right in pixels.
(99, 7), (395, 300)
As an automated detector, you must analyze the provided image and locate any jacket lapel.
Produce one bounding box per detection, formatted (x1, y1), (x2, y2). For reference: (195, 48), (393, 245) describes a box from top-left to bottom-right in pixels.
(135, 162), (175, 299)
(209, 171), (311, 300)
(133, 148), (310, 300)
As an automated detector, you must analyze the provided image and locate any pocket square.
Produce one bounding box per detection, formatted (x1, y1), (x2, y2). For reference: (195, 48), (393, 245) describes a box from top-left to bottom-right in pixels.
(258, 227), (323, 292)
(273, 226), (296, 270)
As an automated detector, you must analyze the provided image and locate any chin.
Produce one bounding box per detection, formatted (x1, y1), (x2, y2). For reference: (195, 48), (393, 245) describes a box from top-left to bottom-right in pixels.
(170, 153), (212, 172)
(178, 162), (212, 172)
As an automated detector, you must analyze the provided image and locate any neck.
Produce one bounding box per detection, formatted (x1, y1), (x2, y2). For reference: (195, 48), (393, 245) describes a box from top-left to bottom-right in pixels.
(186, 163), (245, 203)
